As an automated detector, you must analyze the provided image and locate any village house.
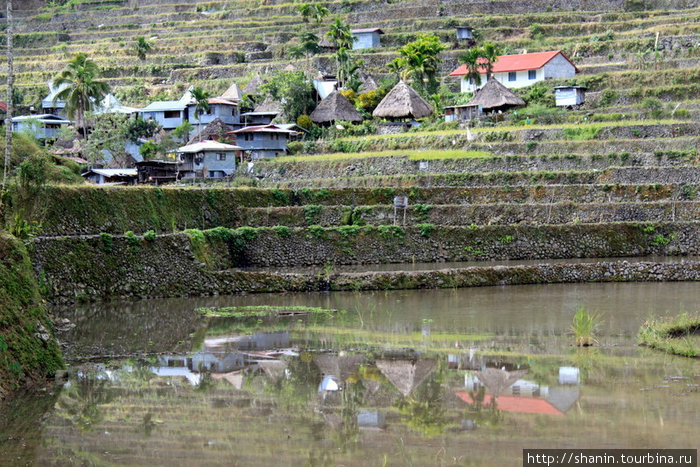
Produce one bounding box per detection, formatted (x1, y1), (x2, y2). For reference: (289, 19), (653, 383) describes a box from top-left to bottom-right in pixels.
(81, 167), (138, 185)
(136, 160), (181, 185)
(11, 114), (72, 141)
(456, 26), (474, 41)
(228, 124), (296, 159)
(351, 28), (384, 49)
(449, 50), (579, 93)
(41, 81), (69, 118)
(444, 79), (525, 122)
(187, 97), (240, 127)
(177, 140), (242, 179)
(139, 89), (193, 131)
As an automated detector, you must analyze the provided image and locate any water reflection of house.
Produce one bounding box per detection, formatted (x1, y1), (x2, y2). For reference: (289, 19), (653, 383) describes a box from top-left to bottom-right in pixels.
(192, 352), (244, 373)
(457, 367), (579, 416)
(153, 351), (246, 385)
(358, 411), (386, 430)
(315, 353), (365, 392)
(204, 331), (290, 351)
(375, 358), (437, 397)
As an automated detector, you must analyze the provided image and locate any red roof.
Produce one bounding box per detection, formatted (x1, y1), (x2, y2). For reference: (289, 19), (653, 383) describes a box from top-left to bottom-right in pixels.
(0, 101), (6, 112)
(449, 50), (578, 77)
(455, 392), (564, 416)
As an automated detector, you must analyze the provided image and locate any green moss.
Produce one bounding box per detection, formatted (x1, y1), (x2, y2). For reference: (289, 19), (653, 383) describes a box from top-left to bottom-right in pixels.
(0, 233), (63, 398)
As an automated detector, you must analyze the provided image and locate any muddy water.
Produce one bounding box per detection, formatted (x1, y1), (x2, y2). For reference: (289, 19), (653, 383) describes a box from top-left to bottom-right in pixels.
(2, 283), (699, 466)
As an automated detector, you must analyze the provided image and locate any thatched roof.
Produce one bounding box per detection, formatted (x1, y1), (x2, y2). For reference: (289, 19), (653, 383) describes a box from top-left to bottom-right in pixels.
(372, 80), (433, 119)
(375, 358), (437, 397)
(475, 368), (528, 396)
(254, 96), (283, 114)
(314, 353), (365, 383)
(243, 75), (264, 95)
(187, 118), (233, 145)
(310, 91), (363, 124)
(359, 75), (378, 93)
(467, 79), (526, 111)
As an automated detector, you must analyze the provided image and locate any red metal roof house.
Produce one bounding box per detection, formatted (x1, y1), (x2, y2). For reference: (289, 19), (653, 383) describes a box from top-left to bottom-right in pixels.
(449, 50), (579, 93)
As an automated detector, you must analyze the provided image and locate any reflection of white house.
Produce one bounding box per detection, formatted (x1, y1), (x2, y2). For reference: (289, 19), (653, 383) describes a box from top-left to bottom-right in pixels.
(192, 352), (245, 373)
(204, 331), (290, 351)
(351, 28), (384, 49)
(229, 124), (296, 160)
(449, 50), (579, 93)
(11, 114), (72, 140)
(139, 89), (193, 130)
(177, 140), (242, 179)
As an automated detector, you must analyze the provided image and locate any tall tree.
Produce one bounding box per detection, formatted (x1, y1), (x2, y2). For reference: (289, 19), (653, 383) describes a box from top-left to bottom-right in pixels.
(327, 18), (353, 49)
(134, 36), (153, 61)
(191, 87), (211, 142)
(459, 42), (501, 90)
(393, 34), (446, 96)
(54, 53), (110, 140)
(3, 0), (13, 195)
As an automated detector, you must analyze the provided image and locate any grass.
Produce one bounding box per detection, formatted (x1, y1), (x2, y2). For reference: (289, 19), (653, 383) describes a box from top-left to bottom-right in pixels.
(570, 307), (604, 346)
(196, 305), (336, 318)
(260, 150), (493, 163)
(638, 312), (700, 357)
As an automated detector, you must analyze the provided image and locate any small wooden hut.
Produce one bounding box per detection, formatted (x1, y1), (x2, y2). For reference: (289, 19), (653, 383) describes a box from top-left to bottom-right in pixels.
(372, 80), (433, 120)
(310, 91), (363, 125)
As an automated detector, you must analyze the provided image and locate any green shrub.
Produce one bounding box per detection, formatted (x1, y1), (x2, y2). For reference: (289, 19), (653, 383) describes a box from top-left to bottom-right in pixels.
(273, 225), (291, 237)
(144, 230), (156, 241)
(417, 223), (435, 238)
(101, 233), (114, 253)
(308, 224), (327, 239)
(377, 225), (405, 242)
(304, 205), (322, 225)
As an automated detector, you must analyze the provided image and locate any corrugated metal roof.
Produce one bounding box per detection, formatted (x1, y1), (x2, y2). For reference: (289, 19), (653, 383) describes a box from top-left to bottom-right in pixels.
(449, 50), (578, 76)
(141, 100), (188, 111)
(230, 125), (295, 134)
(177, 140), (242, 153)
(12, 114), (72, 124)
(83, 168), (137, 177)
(352, 28), (384, 34)
(186, 98), (238, 106)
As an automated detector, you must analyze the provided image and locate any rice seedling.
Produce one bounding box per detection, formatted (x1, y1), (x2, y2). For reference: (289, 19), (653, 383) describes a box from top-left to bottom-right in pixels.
(570, 307), (603, 346)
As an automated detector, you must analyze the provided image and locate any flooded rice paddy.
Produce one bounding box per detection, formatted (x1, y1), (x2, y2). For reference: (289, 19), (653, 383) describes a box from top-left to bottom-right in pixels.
(2, 282), (699, 466)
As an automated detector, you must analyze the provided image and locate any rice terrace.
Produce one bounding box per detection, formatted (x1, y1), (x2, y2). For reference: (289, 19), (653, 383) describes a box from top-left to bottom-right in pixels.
(0, 0), (699, 465)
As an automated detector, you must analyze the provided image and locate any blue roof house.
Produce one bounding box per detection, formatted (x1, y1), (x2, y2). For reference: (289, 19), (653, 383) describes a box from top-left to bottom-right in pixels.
(139, 89), (193, 130)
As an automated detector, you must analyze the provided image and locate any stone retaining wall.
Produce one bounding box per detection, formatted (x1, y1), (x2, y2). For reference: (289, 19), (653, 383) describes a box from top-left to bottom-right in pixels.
(31, 222), (700, 302)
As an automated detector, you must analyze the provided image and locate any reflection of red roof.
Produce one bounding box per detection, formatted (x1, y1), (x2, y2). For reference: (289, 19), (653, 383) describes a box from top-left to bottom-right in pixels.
(455, 392), (564, 416)
(0, 101), (6, 112)
(449, 51), (578, 77)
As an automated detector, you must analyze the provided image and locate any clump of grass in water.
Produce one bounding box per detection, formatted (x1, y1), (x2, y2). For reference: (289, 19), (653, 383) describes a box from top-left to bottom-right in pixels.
(638, 312), (700, 358)
(570, 307), (603, 347)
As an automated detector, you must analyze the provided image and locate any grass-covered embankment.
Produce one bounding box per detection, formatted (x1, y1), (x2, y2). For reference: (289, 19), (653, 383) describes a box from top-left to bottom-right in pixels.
(638, 313), (700, 357)
(0, 232), (63, 399)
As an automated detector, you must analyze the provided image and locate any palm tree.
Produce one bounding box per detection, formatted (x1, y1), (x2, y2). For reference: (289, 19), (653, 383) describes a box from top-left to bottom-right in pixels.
(191, 87), (211, 142)
(134, 36), (153, 61)
(327, 18), (353, 49)
(459, 42), (501, 91)
(297, 3), (312, 23)
(54, 53), (110, 140)
(312, 4), (329, 25)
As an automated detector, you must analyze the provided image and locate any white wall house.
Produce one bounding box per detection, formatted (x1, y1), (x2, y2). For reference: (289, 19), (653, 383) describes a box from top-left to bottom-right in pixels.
(186, 98), (240, 127)
(177, 140), (241, 179)
(351, 28), (384, 49)
(449, 50), (579, 93)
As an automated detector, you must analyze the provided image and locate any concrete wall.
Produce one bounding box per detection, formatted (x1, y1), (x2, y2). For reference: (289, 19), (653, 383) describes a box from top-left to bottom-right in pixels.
(238, 132), (289, 159)
(543, 53), (577, 79)
(187, 103), (239, 126)
(352, 32), (381, 49)
(141, 109), (187, 130)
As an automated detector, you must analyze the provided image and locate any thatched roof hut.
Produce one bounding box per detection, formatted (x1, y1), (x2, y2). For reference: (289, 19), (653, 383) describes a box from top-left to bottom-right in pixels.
(243, 75), (264, 95)
(187, 118), (233, 145)
(314, 353), (365, 383)
(254, 96), (283, 114)
(310, 91), (363, 125)
(372, 80), (433, 120)
(467, 79), (525, 112)
(220, 82), (242, 101)
(375, 358), (437, 397)
(475, 368), (528, 396)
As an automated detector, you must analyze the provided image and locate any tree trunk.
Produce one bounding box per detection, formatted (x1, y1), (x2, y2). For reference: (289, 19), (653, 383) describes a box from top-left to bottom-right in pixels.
(3, 0), (13, 194)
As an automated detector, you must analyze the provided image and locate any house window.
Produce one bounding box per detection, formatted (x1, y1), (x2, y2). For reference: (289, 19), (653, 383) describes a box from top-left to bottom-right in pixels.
(528, 70), (537, 80)
(164, 110), (180, 119)
(217, 153), (226, 161)
(508, 71), (517, 82)
(208, 170), (224, 178)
